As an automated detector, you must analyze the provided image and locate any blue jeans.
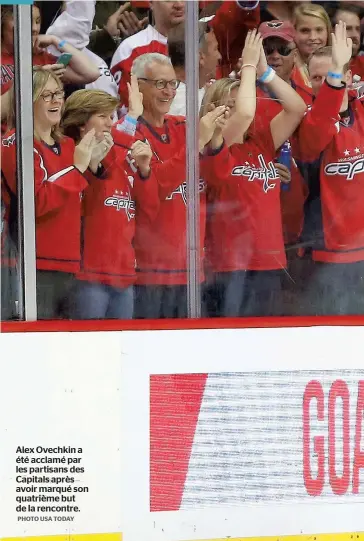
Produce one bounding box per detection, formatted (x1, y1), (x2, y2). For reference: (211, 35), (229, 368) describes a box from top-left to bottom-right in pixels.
(69, 280), (134, 319)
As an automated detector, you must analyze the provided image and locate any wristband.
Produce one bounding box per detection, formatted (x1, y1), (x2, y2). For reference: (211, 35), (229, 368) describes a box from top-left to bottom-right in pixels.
(125, 115), (138, 125)
(240, 64), (257, 71)
(58, 39), (67, 49)
(327, 71), (343, 79)
(258, 66), (276, 83)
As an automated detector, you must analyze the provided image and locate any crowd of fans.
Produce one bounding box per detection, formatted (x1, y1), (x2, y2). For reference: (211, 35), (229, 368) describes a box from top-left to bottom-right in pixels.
(1, 0), (364, 321)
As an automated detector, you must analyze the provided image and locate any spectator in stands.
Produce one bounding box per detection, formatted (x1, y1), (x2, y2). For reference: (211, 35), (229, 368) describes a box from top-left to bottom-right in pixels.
(1, 3), (100, 97)
(113, 52), (205, 318)
(62, 87), (158, 320)
(259, 1), (298, 23)
(89, 2), (149, 66)
(168, 21), (221, 116)
(1, 68), (97, 319)
(45, 0), (119, 99)
(297, 22), (364, 314)
(200, 30), (306, 317)
(332, 4), (364, 80)
(256, 20), (311, 248)
(111, 1), (185, 110)
(293, 3), (332, 86)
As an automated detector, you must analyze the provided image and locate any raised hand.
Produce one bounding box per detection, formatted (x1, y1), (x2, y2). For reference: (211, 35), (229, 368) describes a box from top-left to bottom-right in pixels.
(130, 140), (153, 176)
(74, 129), (97, 173)
(104, 2), (148, 39)
(331, 20), (353, 72)
(127, 74), (144, 119)
(240, 29), (263, 73)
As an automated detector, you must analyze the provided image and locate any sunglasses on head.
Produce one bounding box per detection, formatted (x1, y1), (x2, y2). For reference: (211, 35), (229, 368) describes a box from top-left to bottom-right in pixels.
(263, 44), (295, 57)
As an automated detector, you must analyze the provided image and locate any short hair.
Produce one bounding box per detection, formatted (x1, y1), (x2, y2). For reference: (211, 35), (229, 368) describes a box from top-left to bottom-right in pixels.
(168, 21), (209, 69)
(333, 3), (362, 21)
(62, 89), (119, 141)
(131, 53), (172, 78)
(308, 45), (350, 73)
(293, 3), (332, 46)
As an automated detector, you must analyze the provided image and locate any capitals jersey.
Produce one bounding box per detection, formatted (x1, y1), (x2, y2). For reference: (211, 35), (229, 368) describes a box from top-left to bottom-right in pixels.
(255, 83), (311, 245)
(78, 136), (159, 288)
(110, 26), (167, 110)
(1, 130), (87, 273)
(298, 81), (364, 263)
(201, 129), (286, 272)
(113, 115), (206, 285)
(350, 55), (364, 82)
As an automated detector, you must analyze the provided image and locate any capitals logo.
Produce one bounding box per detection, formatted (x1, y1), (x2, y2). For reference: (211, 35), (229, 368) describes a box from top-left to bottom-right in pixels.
(2, 133), (16, 147)
(104, 190), (135, 221)
(166, 180), (206, 205)
(232, 154), (278, 193)
(325, 158), (364, 180)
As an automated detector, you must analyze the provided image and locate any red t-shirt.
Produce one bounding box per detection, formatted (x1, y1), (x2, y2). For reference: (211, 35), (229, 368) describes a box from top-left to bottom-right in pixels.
(298, 81), (364, 263)
(1, 130), (87, 273)
(78, 136), (159, 288)
(255, 84), (311, 245)
(350, 55), (364, 81)
(113, 116), (207, 285)
(201, 129), (286, 272)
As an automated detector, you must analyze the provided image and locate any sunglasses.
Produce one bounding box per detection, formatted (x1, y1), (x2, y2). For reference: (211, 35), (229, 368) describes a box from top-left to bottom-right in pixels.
(263, 44), (295, 57)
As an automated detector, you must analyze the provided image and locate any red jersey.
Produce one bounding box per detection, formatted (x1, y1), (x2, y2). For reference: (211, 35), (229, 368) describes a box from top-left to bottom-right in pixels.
(297, 81), (364, 263)
(110, 26), (168, 110)
(201, 129), (286, 272)
(350, 55), (364, 81)
(255, 82), (311, 245)
(113, 116), (206, 285)
(1, 130), (87, 273)
(78, 137), (159, 288)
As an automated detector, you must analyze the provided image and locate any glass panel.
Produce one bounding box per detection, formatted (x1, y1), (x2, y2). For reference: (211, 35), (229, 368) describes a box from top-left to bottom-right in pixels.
(198, 0), (364, 318)
(1, 4), (25, 321)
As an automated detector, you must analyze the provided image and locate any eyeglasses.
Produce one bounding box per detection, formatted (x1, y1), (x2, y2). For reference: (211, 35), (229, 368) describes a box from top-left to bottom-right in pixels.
(138, 78), (180, 90)
(40, 90), (65, 102)
(263, 44), (295, 57)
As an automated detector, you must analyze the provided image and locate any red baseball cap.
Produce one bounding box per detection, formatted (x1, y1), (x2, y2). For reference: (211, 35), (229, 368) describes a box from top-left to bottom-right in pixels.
(259, 20), (296, 43)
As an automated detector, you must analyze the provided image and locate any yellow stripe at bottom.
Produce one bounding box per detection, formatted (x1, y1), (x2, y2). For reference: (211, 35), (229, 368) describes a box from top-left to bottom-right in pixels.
(1, 535), (121, 541)
(2, 533), (363, 541)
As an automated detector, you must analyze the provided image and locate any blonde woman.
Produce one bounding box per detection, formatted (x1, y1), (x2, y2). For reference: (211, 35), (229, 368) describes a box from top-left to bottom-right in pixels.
(62, 89), (157, 320)
(200, 30), (306, 317)
(292, 3), (332, 87)
(1, 67), (97, 319)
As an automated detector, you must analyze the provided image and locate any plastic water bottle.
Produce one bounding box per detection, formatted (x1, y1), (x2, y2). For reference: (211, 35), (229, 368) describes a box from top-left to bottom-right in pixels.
(278, 141), (291, 192)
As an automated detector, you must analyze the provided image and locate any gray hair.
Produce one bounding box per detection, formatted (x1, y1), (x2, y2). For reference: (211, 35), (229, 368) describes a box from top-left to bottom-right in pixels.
(131, 53), (172, 78)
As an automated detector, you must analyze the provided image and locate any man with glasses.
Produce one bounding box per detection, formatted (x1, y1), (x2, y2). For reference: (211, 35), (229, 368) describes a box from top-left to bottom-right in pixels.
(114, 52), (206, 319)
(111, 1), (185, 111)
